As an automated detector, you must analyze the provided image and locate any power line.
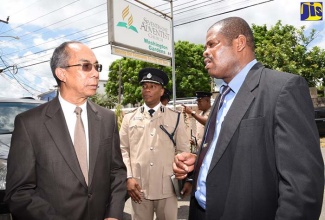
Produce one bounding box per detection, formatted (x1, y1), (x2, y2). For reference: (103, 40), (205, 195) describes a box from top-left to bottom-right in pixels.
(1, 22), (107, 57)
(8, 28), (108, 68)
(1, 3), (106, 46)
(0, 56), (35, 95)
(174, 0), (274, 27)
(16, 43), (109, 70)
(5, 0), (42, 17)
(0, 0), (81, 35)
(0, 0), (276, 95)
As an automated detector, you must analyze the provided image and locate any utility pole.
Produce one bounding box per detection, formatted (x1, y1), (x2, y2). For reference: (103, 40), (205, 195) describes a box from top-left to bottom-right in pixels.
(118, 60), (122, 104)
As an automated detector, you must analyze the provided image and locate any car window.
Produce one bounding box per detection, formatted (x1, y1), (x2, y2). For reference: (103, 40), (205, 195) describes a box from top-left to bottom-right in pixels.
(0, 102), (40, 134)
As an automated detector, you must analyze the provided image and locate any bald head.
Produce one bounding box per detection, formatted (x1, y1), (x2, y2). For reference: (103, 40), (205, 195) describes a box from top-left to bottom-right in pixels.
(209, 17), (255, 51)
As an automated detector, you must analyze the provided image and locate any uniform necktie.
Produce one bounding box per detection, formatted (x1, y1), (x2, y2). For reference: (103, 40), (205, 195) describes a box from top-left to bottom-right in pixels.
(148, 109), (155, 117)
(193, 85), (231, 186)
(74, 107), (88, 185)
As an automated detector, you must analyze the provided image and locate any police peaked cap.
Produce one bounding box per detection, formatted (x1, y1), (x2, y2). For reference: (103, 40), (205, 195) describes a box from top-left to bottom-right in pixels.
(138, 68), (169, 86)
(195, 91), (212, 99)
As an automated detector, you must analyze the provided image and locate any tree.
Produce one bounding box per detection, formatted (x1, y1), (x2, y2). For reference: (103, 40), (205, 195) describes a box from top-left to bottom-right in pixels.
(105, 22), (325, 105)
(252, 21), (325, 87)
(89, 93), (117, 109)
(173, 41), (210, 98)
(105, 58), (161, 106)
(106, 41), (210, 105)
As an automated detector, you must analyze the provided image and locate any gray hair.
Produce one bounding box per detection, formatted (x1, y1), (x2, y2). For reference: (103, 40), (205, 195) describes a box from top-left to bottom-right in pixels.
(50, 41), (82, 87)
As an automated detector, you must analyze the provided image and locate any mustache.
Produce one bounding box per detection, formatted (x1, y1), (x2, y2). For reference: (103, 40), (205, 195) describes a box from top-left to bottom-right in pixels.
(204, 56), (213, 64)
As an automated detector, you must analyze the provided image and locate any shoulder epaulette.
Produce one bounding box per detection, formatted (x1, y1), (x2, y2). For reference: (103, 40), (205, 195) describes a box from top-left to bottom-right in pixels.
(125, 107), (138, 114)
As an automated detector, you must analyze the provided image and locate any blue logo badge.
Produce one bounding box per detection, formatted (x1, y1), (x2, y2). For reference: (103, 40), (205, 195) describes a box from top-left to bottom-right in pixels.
(300, 2), (323, 21)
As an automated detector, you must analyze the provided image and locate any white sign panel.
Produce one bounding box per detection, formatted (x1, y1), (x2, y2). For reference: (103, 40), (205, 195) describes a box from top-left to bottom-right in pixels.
(108, 0), (172, 59)
(111, 45), (171, 67)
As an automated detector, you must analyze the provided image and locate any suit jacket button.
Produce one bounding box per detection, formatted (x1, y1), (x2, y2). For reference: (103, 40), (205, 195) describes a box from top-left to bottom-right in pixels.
(88, 193), (92, 198)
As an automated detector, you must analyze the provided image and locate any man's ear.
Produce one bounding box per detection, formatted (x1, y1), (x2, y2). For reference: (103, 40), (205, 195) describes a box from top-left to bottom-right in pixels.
(160, 86), (165, 96)
(236, 35), (247, 52)
(55, 68), (66, 83)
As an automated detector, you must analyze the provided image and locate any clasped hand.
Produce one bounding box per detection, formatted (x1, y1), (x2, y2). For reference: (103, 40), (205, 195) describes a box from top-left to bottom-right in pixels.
(173, 152), (197, 179)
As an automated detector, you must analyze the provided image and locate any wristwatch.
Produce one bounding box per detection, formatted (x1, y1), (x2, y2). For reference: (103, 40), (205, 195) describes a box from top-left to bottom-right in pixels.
(191, 111), (196, 116)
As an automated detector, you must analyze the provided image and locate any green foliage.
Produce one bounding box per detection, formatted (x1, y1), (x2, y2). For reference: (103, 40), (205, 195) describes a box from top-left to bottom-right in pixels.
(104, 22), (325, 103)
(174, 41), (210, 98)
(106, 58), (161, 105)
(114, 104), (123, 130)
(106, 41), (210, 105)
(253, 21), (325, 87)
(89, 93), (118, 109)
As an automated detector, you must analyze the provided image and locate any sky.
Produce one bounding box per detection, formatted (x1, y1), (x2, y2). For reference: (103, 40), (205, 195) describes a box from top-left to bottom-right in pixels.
(0, 0), (324, 98)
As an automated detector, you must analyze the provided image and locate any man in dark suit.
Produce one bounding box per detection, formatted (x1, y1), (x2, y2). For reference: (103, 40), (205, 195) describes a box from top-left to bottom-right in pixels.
(173, 17), (324, 220)
(5, 41), (127, 220)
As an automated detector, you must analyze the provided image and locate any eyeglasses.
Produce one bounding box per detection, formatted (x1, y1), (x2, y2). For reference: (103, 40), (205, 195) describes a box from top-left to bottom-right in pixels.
(62, 63), (102, 72)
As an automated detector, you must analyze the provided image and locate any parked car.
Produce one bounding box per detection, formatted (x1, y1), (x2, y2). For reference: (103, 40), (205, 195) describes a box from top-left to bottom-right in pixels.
(315, 106), (325, 137)
(0, 98), (45, 215)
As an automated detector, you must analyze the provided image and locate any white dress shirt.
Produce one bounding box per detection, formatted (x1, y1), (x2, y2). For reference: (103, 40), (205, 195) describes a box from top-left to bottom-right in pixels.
(58, 93), (89, 168)
(195, 59), (257, 209)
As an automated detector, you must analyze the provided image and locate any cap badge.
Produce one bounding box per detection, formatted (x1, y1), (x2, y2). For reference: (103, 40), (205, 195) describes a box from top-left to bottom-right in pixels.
(146, 73), (152, 79)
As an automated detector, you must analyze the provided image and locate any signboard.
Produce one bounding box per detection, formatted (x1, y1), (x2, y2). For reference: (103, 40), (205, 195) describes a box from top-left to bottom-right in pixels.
(108, 0), (172, 61)
(111, 45), (171, 66)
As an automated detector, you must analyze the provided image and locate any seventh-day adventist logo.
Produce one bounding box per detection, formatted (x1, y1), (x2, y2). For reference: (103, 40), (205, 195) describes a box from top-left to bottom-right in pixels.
(116, 5), (138, 33)
(300, 2), (323, 21)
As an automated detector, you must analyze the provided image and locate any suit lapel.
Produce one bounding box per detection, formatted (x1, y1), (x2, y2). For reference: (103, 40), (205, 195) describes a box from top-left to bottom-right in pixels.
(87, 101), (101, 187)
(44, 97), (88, 188)
(208, 63), (264, 173)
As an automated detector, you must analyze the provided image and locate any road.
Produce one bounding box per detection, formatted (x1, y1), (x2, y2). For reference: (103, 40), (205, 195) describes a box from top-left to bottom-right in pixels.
(123, 196), (190, 220)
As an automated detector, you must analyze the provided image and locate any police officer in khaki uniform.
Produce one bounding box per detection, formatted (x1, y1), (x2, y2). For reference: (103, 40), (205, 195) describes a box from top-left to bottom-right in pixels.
(120, 68), (190, 220)
(183, 91), (212, 152)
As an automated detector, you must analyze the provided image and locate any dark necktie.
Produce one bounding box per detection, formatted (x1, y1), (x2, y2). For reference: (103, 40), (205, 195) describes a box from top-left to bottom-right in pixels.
(74, 107), (88, 185)
(193, 85), (231, 186)
(148, 109), (155, 117)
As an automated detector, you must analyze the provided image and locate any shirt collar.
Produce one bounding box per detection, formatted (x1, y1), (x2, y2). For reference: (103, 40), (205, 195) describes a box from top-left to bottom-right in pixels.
(144, 102), (161, 112)
(222, 59), (257, 94)
(58, 93), (87, 113)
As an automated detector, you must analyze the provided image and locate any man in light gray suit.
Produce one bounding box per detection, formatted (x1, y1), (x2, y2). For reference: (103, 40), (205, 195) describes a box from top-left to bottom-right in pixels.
(5, 41), (127, 220)
(173, 17), (324, 220)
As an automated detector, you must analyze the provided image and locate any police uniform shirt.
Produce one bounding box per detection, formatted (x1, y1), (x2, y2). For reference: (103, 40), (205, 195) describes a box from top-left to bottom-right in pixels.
(119, 104), (190, 200)
(196, 107), (211, 148)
